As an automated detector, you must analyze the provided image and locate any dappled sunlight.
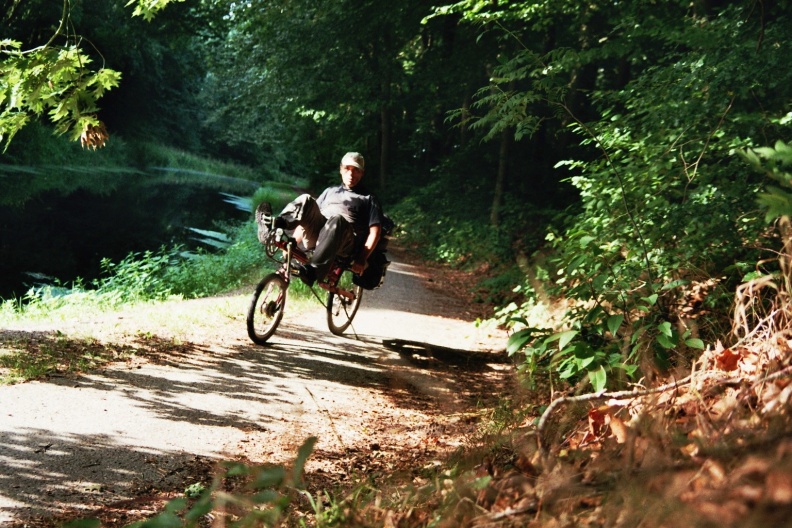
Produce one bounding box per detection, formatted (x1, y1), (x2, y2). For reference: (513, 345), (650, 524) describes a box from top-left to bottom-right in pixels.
(0, 427), (215, 523)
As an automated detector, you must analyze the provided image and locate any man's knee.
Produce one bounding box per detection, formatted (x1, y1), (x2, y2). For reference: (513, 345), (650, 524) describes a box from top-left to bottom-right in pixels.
(279, 194), (324, 236)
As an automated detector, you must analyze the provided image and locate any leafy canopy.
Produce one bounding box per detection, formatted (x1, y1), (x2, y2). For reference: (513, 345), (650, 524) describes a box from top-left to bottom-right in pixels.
(0, 0), (183, 149)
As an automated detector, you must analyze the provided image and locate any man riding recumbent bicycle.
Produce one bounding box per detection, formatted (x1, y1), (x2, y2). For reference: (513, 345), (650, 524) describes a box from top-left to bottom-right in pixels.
(246, 152), (391, 345)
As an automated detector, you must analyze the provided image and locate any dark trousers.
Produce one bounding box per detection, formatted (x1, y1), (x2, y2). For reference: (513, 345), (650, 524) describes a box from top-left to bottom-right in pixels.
(278, 194), (355, 281)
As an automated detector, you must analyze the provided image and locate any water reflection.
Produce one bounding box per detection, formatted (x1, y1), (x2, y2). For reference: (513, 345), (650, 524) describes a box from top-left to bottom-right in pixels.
(0, 166), (257, 300)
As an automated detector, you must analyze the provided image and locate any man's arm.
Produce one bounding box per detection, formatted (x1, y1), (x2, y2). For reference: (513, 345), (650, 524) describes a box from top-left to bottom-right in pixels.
(352, 224), (382, 274)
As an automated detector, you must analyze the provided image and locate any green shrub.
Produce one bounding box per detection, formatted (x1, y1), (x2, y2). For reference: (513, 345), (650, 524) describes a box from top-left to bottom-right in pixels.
(163, 222), (267, 298)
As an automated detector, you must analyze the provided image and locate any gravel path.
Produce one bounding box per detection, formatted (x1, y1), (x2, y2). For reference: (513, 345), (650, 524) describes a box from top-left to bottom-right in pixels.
(0, 252), (510, 524)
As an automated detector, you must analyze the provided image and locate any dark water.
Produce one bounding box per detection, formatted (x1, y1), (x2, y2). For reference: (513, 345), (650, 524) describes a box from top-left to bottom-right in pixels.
(0, 167), (257, 300)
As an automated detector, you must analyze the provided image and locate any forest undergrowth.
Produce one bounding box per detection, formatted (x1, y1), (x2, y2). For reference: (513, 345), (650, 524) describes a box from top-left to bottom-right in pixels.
(375, 235), (792, 527)
(252, 228), (792, 527)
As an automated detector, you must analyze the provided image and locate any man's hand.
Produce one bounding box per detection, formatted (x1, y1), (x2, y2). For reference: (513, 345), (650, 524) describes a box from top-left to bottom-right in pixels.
(351, 258), (367, 275)
(352, 224), (382, 275)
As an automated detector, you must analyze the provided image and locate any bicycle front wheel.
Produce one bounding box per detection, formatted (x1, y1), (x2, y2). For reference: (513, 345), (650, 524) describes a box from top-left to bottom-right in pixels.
(247, 273), (287, 345)
(327, 274), (363, 336)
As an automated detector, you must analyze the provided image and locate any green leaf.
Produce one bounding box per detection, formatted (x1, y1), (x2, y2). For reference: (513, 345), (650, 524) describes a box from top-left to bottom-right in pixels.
(62, 520), (101, 528)
(657, 321), (673, 337)
(742, 271), (765, 282)
(138, 512), (182, 528)
(589, 366), (607, 392)
(185, 498), (213, 522)
(656, 333), (675, 349)
(164, 498), (187, 513)
(661, 279), (689, 291)
(579, 355), (596, 369)
(252, 466), (286, 489)
(607, 314), (624, 338)
(685, 338), (705, 349)
(292, 436), (317, 488)
(642, 294), (659, 306)
(224, 461), (249, 476)
(472, 476), (493, 490)
(591, 273), (607, 291)
(556, 330), (578, 350)
(507, 327), (537, 355)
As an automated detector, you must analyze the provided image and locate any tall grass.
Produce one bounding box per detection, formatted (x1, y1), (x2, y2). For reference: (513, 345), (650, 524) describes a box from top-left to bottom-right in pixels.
(0, 214), (323, 324)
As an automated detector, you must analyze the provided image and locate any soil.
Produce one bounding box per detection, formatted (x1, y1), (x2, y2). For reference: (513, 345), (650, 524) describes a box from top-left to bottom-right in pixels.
(0, 247), (513, 527)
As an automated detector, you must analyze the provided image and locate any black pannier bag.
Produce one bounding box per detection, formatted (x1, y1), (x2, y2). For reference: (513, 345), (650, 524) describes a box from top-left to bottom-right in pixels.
(353, 215), (394, 290)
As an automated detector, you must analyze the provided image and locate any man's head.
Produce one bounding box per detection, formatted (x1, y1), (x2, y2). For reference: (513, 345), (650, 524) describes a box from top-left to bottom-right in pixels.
(340, 152), (365, 189)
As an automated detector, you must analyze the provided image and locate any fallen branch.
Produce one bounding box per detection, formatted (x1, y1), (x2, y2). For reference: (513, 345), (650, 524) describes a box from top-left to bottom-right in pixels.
(536, 376), (686, 451)
(752, 364), (792, 388)
(481, 501), (538, 522)
(535, 364), (792, 457)
(535, 371), (740, 456)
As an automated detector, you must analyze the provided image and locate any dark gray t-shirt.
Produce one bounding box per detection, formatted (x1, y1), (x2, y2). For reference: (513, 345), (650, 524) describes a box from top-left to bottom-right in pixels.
(316, 184), (384, 239)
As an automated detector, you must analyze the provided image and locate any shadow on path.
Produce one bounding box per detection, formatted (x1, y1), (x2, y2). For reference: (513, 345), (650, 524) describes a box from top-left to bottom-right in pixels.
(0, 251), (510, 524)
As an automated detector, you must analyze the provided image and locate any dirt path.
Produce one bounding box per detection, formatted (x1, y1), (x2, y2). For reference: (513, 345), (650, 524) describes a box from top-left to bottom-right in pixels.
(0, 250), (510, 525)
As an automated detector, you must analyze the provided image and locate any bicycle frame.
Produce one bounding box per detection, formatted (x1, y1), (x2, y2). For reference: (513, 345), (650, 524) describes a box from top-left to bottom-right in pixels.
(246, 228), (363, 345)
(269, 228), (354, 299)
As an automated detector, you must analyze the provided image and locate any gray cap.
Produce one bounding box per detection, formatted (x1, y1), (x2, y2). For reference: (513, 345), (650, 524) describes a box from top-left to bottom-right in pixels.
(340, 152), (365, 170)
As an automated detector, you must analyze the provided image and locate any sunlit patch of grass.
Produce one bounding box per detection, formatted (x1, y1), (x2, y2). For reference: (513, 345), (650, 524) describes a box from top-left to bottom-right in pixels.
(0, 330), (199, 385)
(0, 333), (139, 385)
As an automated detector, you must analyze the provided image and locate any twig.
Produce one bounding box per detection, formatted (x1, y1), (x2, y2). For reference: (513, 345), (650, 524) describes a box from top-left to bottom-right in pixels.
(752, 364), (792, 389)
(482, 501), (537, 522)
(537, 375), (692, 451)
(304, 387), (345, 449)
(536, 365), (792, 456)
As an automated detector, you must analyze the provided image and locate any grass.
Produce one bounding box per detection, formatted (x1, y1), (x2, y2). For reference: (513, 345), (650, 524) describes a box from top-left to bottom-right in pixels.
(0, 282), (324, 386)
(0, 333), (140, 385)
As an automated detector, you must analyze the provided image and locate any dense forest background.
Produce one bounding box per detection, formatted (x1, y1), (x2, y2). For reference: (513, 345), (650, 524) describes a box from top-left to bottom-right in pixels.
(3, 0), (792, 389)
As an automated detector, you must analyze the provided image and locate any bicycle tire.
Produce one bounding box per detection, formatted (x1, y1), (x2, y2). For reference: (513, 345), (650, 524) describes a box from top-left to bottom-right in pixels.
(247, 273), (288, 345)
(327, 278), (363, 336)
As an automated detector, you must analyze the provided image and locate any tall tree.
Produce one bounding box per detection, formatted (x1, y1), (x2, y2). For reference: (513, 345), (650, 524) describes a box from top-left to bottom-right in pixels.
(203, 0), (434, 188)
(445, 0), (792, 386)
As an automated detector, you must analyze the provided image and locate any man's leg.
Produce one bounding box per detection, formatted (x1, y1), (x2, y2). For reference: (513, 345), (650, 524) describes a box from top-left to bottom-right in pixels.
(276, 194), (326, 249)
(309, 216), (355, 281)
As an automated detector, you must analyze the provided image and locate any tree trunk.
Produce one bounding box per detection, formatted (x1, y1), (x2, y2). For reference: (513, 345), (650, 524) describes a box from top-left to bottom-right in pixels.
(490, 128), (510, 227)
(380, 102), (390, 189)
(378, 60), (392, 189)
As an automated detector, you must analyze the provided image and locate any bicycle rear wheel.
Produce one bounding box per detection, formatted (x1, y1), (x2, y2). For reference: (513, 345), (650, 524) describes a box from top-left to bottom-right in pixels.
(327, 273), (363, 336)
(247, 273), (287, 345)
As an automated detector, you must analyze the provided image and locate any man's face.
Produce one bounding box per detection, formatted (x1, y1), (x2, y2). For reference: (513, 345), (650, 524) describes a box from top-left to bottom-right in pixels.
(340, 164), (363, 188)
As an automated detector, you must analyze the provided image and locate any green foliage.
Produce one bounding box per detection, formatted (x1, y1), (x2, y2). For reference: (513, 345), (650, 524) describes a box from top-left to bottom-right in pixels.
(388, 157), (514, 266)
(121, 437), (316, 528)
(162, 223), (266, 298)
(1, 223), (252, 318)
(472, 0), (792, 391)
(94, 249), (175, 304)
(0, 40), (121, 148)
(63, 520), (101, 528)
(183, 482), (206, 499)
(130, 142), (266, 186)
(743, 140), (792, 222)
(126, 0), (185, 21)
(2, 0), (210, 152)
(4, 0), (791, 403)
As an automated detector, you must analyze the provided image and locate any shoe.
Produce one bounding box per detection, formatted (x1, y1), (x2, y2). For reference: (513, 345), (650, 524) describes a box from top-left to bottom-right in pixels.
(255, 202), (274, 244)
(294, 262), (316, 287)
(256, 202), (273, 225)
